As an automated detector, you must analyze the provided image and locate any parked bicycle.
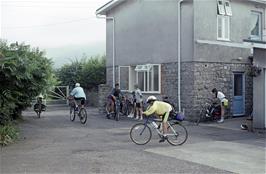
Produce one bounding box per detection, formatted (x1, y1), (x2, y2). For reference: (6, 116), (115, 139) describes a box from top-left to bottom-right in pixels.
(69, 97), (87, 124)
(196, 101), (221, 125)
(120, 95), (134, 116)
(130, 112), (188, 146)
(33, 95), (46, 118)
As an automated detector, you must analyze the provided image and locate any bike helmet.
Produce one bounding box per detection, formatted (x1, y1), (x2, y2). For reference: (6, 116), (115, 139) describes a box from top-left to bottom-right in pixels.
(146, 96), (157, 103)
(75, 83), (80, 87)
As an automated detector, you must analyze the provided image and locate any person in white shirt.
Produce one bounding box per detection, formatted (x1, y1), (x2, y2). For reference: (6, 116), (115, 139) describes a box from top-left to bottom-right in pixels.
(134, 84), (143, 120)
(212, 88), (228, 123)
(70, 83), (86, 109)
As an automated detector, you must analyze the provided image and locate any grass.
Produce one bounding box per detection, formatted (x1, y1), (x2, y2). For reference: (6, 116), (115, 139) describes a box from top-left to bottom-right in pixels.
(0, 123), (19, 146)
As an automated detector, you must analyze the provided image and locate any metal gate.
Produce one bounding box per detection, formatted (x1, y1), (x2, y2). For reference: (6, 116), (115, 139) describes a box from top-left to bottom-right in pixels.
(45, 86), (69, 106)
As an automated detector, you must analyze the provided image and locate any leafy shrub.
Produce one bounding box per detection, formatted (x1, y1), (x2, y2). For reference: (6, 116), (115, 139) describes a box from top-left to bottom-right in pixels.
(0, 40), (56, 123)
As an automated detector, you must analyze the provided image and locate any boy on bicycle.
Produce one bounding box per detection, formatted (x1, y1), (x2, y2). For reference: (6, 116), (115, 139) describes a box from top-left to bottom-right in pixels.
(143, 96), (173, 143)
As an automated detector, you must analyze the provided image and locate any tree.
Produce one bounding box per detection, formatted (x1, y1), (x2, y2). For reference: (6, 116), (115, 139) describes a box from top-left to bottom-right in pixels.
(0, 40), (56, 123)
(55, 55), (106, 90)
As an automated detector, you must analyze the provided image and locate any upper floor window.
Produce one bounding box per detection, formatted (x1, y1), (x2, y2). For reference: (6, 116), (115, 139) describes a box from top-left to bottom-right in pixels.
(217, 0), (231, 41)
(217, 15), (230, 41)
(250, 11), (262, 40)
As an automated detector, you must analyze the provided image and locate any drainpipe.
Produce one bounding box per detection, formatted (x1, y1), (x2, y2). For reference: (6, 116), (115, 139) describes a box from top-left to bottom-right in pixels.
(177, 0), (183, 112)
(96, 14), (116, 88)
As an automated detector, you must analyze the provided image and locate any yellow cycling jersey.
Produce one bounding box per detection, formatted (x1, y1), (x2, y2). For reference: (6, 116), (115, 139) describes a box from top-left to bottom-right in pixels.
(143, 101), (172, 116)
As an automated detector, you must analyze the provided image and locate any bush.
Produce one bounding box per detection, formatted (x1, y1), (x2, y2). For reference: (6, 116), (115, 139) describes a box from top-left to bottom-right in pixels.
(0, 40), (56, 123)
(0, 123), (19, 146)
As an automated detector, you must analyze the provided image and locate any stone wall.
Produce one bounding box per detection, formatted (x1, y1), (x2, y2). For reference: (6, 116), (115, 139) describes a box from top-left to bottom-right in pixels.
(182, 62), (253, 121)
(98, 84), (112, 114)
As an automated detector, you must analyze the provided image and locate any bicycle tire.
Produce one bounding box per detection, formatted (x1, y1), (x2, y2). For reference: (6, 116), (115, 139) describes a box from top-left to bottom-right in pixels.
(167, 122), (188, 146)
(130, 123), (152, 145)
(196, 109), (205, 125)
(70, 107), (75, 121)
(79, 108), (87, 124)
(115, 111), (120, 121)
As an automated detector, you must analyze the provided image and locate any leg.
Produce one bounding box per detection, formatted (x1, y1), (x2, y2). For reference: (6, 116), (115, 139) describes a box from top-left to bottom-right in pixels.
(159, 112), (170, 143)
(217, 103), (225, 123)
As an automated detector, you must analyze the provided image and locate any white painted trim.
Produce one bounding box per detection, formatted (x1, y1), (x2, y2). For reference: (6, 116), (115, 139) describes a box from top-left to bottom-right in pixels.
(196, 39), (251, 48)
(217, 15), (230, 41)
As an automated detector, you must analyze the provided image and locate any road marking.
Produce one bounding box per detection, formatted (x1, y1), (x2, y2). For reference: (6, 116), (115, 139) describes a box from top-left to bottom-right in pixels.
(145, 141), (266, 174)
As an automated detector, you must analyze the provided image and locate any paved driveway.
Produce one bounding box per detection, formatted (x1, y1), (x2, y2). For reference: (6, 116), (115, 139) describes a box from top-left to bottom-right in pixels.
(1, 106), (265, 173)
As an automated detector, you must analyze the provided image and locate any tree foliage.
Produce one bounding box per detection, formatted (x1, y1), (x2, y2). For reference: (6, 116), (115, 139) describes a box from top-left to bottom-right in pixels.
(0, 40), (56, 124)
(55, 55), (106, 90)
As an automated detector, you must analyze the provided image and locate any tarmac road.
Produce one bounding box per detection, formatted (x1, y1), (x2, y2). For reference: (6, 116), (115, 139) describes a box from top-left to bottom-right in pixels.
(1, 106), (265, 174)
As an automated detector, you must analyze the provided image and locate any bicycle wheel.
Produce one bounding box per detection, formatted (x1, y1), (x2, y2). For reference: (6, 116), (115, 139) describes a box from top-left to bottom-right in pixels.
(130, 123), (152, 145)
(196, 109), (205, 125)
(167, 122), (188, 146)
(79, 108), (87, 124)
(115, 111), (120, 121)
(70, 107), (75, 121)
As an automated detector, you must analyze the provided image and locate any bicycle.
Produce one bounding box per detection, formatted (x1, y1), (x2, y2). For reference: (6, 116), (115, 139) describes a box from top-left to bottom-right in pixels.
(121, 95), (134, 116)
(130, 113), (188, 146)
(196, 101), (221, 125)
(33, 97), (46, 118)
(69, 98), (87, 124)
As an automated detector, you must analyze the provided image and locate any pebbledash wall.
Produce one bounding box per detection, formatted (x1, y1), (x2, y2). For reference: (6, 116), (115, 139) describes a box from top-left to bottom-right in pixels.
(105, 60), (253, 120)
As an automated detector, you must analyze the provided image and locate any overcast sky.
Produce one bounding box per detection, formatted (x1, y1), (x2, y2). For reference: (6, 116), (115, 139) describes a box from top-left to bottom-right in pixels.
(0, 0), (110, 49)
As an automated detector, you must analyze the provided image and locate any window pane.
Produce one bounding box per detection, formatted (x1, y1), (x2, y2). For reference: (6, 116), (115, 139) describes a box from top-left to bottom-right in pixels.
(224, 17), (229, 39)
(218, 16), (223, 38)
(251, 12), (261, 39)
(153, 65), (159, 91)
(148, 71), (152, 91)
(119, 67), (129, 90)
(234, 74), (243, 96)
(138, 72), (144, 91)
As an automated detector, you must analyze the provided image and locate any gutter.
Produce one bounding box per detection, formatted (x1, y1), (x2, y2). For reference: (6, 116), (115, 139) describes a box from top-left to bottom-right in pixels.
(96, 14), (116, 88)
(177, 0), (183, 112)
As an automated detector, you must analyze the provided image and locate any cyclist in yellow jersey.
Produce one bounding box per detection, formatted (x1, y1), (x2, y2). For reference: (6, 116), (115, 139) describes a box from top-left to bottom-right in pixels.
(143, 96), (173, 142)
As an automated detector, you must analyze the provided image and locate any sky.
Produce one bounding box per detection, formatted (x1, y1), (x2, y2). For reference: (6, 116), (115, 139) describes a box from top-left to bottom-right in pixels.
(0, 0), (110, 65)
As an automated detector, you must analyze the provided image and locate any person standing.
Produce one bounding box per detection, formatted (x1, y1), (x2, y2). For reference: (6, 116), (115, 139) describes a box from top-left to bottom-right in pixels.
(133, 84), (143, 120)
(212, 88), (228, 123)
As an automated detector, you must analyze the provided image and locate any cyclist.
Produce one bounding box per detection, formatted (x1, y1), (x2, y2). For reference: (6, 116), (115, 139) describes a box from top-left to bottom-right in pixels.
(69, 83), (86, 110)
(107, 83), (123, 114)
(212, 88), (228, 123)
(142, 96), (173, 143)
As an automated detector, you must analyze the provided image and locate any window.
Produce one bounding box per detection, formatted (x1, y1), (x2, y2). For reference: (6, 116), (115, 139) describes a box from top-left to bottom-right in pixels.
(217, 0), (225, 15)
(224, 0), (232, 16)
(250, 11), (262, 40)
(119, 66), (130, 90)
(217, 15), (230, 40)
(135, 64), (160, 93)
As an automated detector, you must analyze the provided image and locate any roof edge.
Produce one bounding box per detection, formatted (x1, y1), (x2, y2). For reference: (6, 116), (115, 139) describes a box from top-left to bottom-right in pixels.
(96, 0), (125, 15)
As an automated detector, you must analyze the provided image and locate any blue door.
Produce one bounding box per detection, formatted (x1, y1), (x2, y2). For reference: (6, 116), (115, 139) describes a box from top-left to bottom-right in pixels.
(233, 73), (245, 116)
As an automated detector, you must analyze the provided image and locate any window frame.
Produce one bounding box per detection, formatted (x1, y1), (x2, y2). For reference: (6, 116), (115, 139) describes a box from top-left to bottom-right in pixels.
(135, 64), (161, 94)
(217, 15), (230, 41)
(250, 11), (262, 41)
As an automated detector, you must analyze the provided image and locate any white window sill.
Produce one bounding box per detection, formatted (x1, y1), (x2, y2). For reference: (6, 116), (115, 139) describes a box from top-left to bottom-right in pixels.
(217, 38), (231, 42)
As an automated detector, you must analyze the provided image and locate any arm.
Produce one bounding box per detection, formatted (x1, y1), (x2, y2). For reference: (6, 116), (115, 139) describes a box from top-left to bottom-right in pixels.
(143, 103), (156, 116)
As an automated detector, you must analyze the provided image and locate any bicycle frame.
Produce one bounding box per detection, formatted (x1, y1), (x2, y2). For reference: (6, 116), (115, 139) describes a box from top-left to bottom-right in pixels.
(142, 117), (178, 137)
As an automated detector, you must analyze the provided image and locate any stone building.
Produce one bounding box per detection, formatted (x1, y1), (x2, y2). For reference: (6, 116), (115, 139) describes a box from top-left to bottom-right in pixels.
(96, 0), (266, 120)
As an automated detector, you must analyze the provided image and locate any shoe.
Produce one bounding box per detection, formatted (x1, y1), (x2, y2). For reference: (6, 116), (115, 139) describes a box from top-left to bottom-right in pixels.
(127, 114), (133, 118)
(139, 117), (143, 121)
(217, 118), (224, 123)
(159, 136), (167, 143)
(134, 116), (139, 120)
(241, 124), (248, 130)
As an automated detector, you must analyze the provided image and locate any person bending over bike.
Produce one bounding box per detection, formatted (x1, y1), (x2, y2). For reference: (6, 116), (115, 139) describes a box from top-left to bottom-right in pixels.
(143, 96), (173, 143)
(212, 88), (228, 123)
(69, 83), (86, 110)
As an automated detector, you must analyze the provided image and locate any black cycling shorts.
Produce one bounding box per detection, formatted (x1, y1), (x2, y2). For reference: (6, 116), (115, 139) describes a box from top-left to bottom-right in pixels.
(74, 97), (85, 105)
